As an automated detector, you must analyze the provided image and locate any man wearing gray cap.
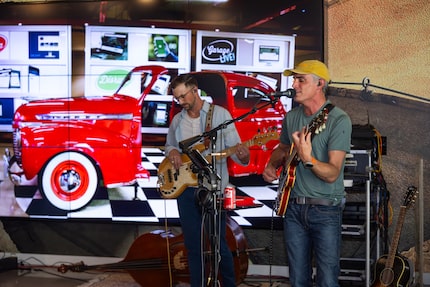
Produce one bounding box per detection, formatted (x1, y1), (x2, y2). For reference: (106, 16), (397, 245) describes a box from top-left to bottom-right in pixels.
(263, 60), (352, 287)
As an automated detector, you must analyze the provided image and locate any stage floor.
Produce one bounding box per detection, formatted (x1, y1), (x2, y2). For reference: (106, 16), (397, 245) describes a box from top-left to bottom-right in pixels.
(1, 147), (285, 230)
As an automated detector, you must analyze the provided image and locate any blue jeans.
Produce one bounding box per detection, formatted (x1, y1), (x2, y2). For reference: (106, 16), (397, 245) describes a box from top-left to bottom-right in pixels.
(177, 187), (236, 287)
(284, 202), (343, 287)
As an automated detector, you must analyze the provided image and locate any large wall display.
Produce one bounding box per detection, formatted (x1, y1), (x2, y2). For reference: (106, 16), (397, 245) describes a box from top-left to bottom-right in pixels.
(1, 65), (286, 231)
(0, 27), (293, 230)
(195, 30), (295, 111)
(0, 25), (72, 130)
(84, 25), (191, 98)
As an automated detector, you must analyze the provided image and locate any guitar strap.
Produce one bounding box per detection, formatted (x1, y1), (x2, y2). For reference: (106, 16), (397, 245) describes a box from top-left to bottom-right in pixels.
(204, 103), (214, 149)
(323, 103), (335, 115)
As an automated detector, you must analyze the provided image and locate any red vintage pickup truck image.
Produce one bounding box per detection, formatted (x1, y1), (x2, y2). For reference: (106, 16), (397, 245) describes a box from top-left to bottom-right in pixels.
(5, 65), (285, 211)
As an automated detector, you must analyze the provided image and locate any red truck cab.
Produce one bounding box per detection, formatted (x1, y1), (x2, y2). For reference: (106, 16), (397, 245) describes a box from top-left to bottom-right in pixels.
(169, 71), (286, 177)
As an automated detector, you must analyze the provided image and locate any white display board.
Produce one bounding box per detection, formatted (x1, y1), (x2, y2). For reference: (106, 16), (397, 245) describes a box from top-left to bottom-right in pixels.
(195, 30), (295, 110)
(0, 25), (72, 130)
(84, 25), (192, 97)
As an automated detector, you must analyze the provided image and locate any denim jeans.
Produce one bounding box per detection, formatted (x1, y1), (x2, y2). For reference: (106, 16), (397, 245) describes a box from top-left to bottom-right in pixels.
(177, 187), (236, 287)
(284, 202), (343, 287)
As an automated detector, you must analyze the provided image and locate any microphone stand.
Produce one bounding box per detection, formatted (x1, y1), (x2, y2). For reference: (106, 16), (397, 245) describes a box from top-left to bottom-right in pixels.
(178, 97), (277, 287)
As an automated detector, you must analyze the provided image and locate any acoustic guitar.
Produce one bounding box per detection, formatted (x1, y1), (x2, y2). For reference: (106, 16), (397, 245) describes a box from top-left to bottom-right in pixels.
(157, 129), (279, 199)
(371, 186), (418, 287)
(274, 105), (332, 216)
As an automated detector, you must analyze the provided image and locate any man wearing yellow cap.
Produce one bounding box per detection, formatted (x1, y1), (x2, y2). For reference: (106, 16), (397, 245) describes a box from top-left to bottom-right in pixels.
(263, 60), (352, 287)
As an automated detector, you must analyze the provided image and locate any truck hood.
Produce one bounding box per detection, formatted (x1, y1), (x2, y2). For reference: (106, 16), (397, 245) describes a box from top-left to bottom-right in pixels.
(13, 95), (139, 124)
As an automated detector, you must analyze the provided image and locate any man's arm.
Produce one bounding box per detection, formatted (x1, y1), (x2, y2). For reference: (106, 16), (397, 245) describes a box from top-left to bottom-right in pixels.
(302, 150), (346, 183)
(293, 126), (347, 183)
(262, 142), (290, 182)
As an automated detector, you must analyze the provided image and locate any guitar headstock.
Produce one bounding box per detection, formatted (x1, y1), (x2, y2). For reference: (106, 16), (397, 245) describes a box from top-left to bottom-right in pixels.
(308, 108), (329, 135)
(251, 127), (279, 147)
(403, 185), (418, 209)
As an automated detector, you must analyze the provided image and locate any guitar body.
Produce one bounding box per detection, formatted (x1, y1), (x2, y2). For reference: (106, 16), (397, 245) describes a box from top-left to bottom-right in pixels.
(157, 153), (197, 199)
(275, 145), (298, 216)
(371, 254), (413, 287)
(157, 130), (279, 199)
(371, 186), (418, 287)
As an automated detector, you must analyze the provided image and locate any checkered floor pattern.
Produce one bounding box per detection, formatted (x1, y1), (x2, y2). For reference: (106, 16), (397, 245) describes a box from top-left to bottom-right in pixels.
(13, 148), (284, 229)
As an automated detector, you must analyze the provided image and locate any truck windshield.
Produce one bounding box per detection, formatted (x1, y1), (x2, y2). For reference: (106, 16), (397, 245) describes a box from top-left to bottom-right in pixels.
(233, 86), (268, 109)
(115, 70), (171, 99)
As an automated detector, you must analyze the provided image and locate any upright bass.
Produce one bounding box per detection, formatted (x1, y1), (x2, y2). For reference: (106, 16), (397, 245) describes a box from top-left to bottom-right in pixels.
(59, 216), (249, 287)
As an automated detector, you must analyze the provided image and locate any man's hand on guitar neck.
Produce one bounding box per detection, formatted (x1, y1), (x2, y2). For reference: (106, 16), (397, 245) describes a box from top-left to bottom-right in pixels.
(235, 143), (250, 165)
(292, 126), (313, 164)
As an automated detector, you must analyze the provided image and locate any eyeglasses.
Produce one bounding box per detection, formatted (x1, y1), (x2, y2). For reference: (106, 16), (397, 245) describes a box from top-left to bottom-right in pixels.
(173, 87), (195, 103)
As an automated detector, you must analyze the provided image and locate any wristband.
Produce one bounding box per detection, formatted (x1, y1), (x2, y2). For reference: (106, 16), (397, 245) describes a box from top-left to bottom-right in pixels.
(304, 157), (316, 169)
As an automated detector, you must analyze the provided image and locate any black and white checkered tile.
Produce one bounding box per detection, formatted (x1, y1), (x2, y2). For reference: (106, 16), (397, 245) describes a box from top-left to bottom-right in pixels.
(13, 148), (284, 229)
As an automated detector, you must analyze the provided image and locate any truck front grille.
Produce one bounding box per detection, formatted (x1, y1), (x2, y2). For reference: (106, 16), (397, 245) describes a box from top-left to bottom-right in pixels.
(12, 129), (22, 165)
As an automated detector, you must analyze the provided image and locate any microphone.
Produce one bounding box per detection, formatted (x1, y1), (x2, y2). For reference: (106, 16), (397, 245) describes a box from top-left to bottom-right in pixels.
(266, 88), (296, 98)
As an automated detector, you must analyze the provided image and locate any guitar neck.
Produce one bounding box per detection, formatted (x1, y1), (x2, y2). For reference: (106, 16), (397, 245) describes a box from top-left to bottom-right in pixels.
(385, 206), (407, 269)
(283, 144), (298, 168)
(281, 113), (325, 168)
(213, 137), (260, 159)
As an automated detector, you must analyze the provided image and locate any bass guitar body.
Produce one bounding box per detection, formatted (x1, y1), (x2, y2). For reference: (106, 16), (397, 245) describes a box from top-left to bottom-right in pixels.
(158, 129), (279, 199)
(371, 254), (413, 287)
(157, 152), (198, 199)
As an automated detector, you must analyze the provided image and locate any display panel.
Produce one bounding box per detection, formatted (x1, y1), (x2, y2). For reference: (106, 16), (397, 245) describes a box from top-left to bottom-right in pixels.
(195, 30), (295, 103)
(258, 45), (280, 62)
(200, 37), (237, 65)
(141, 94), (173, 135)
(148, 34), (179, 63)
(85, 25), (191, 97)
(196, 30), (295, 73)
(0, 25), (72, 130)
(91, 32), (128, 60)
(29, 31), (61, 59)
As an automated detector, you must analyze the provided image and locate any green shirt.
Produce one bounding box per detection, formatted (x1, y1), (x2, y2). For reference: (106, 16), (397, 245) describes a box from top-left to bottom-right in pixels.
(279, 101), (352, 204)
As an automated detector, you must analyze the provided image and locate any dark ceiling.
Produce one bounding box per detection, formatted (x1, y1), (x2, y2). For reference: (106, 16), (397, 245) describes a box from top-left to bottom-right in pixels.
(0, 0), (324, 58)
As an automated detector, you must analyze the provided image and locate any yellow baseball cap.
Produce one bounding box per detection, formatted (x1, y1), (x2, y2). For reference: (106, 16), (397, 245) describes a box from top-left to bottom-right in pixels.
(283, 60), (330, 82)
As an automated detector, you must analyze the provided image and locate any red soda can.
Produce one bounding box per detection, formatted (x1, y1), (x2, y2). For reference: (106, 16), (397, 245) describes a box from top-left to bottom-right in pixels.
(224, 184), (236, 210)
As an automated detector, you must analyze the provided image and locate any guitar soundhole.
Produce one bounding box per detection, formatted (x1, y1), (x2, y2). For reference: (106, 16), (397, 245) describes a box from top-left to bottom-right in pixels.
(380, 268), (394, 285)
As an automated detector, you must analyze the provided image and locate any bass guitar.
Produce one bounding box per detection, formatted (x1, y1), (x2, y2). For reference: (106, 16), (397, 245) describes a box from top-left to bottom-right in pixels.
(371, 186), (418, 287)
(274, 105), (332, 216)
(157, 129), (279, 199)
